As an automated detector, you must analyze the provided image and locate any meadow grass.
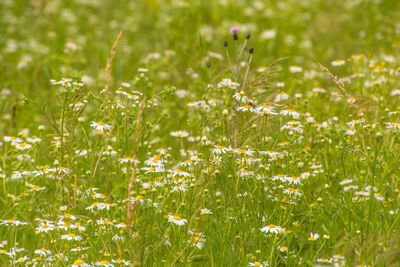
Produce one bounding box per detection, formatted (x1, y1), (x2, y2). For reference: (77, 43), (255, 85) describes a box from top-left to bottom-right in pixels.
(1, 0), (400, 266)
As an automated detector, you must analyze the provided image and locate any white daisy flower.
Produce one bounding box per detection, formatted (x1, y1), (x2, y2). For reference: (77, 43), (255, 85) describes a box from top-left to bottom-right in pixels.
(61, 233), (83, 241)
(217, 78), (240, 90)
(170, 169), (191, 177)
(168, 214), (188, 226)
(0, 219), (28, 226)
(170, 131), (189, 138)
(95, 260), (114, 267)
(212, 145), (229, 155)
(280, 109), (301, 118)
(34, 248), (51, 257)
(274, 92), (289, 102)
(260, 224), (283, 234)
(233, 91), (249, 103)
(256, 104), (277, 115)
(200, 208), (212, 215)
(90, 121), (112, 132)
(72, 259), (92, 267)
(36, 221), (55, 233)
(331, 59), (345, 66)
(308, 232), (320, 241)
(13, 142), (32, 151)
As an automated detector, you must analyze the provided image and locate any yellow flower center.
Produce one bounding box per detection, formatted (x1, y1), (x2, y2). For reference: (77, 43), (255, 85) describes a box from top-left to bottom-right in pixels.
(172, 215), (182, 221)
(73, 259), (85, 265)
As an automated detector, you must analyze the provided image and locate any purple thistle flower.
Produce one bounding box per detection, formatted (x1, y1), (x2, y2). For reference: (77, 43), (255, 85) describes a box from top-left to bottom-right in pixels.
(230, 27), (239, 35)
(230, 27), (239, 41)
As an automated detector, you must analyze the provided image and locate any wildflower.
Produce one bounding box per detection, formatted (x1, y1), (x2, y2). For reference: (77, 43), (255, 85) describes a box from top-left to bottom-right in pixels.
(86, 202), (113, 211)
(3, 136), (22, 143)
(0, 219), (28, 227)
(114, 222), (127, 229)
(76, 149), (88, 157)
(260, 29), (277, 40)
(234, 148), (254, 156)
(34, 248), (51, 257)
(145, 154), (165, 167)
(256, 104), (277, 115)
(70, 246), (89, 252)
(233, 91), (249, 103)
(237, 169), (254, 178)
(102, 145), (117, 156)
(168, 214), (188, 226)
(317, 258), (332, 264)
(200, 208), (212, 215)
(57, 220), (73, 230)
(390, 89), (400, 96)
(15, 256), (29, 264)
(385, 122), (400, 130)
(111, 234), (125, 242)
(170, 169), (190, 177)
(260, 224), (283, 234)
(96, 218), (113, 226)
(118, 157), (139, 164)
(374, 193), (384, 201)
(188, 230), (206, 249)
(72, 259), (92, 267)
(354, 191), (370, 197)
(280, 109), (301, 118)
(121, 82), (131, 88)
(259, 150), (281, 159)
(142, 166), (165, 173)
(237, 104), (256, 112)
(26, 136), (42, 143)
(175, 89), (189, 98)
(230, 26), (239, 35)
(283, 187), (302, 197)
(272, 174), (288, 182)
(274, 92), (289, 102)
(248, 261), (269, 267)
(36, 221), (55, 233)
(331, 59), (346, 66)
(86, 188), (107, 199)
(90, 121), (112, 132)
(281, 121), (304, 135)
(339, 179), (353, 186)
(177, 159), (194, 167)
(286, 176), (302, 185)
(171, 182), (188, 192)
(170, 131), (189, 138)
(13, 142), (32, 151)
(278, 246), (288, 252)
(217, 78), (240, 90)
(289, 65), (303, 73)
(308, 232), (320, 241)
(111, 259), (130, 266)
(212, 145), (229, 155)
(61, 233), (83, 241)
(95, 260), (114, 267)
(26, 183), (46, 192)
